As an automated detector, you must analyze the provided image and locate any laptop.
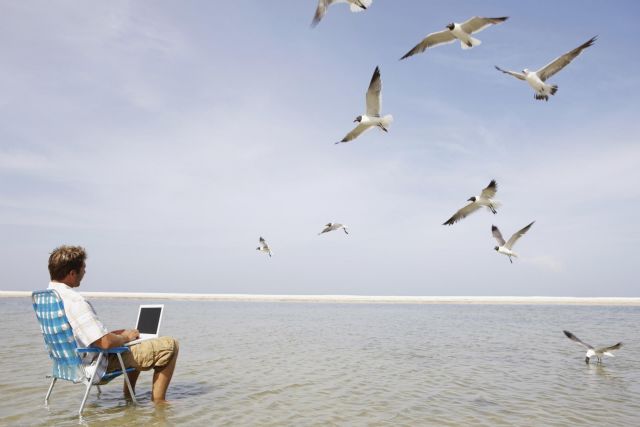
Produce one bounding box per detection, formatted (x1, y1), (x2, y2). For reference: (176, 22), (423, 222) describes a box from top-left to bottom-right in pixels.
(125, 304), (164, 346)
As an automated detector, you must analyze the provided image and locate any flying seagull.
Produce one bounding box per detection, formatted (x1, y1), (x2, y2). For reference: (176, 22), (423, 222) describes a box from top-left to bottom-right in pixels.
(443, 180), (500, 226)
(311, 0), (372, 28)
(495, 36), (596, 101)
(400, 16), (508, 60)
(563, 330), (623, 364)
(319, 223), (349, 235)
(256, 237), (272, 258)
(336, 66), (393, 144)
(491, 221), (534, 263)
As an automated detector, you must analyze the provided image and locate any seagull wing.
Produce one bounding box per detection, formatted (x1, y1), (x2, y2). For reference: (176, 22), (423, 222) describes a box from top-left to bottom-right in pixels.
(564, 330), (593, 349)
(400, 29), (456, 60)
(536, 36), (597, 82)
(480, 180), (497, 199)
(491, 225), (506, 246)
(319, 224), (332, 234)
(597, 342), (623, 353)
(443, 202), (481, 225)
(339, 122), (371, 143)
(505, 221), (534, 250)
(495, 65), (526, 81)
(258, 237), (270, 250)
(460, 16), (508, 35)
(311, 0), (337, 27)
(365, 66), (382, 117)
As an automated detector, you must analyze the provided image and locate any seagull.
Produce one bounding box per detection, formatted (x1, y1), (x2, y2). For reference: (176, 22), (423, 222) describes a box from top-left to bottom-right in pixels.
(319, 223), (349, 235)
(311, 0), (372, 28)
(491, 221), (534, 263)
(563, 330), (623, 364)
(495, 36), (596, 101)
(256, 237), (272, 258)
(336, 66), (393, 144)
(400, 16), (508, 60)
(443, 180), (500, 226)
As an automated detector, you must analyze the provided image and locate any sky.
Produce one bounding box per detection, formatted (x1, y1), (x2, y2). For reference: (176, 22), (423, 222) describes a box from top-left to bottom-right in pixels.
(1, 1), (639, 296)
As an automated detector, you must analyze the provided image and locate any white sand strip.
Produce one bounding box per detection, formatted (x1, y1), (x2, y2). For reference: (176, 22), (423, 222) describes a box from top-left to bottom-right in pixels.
(2, 290), (640, 305)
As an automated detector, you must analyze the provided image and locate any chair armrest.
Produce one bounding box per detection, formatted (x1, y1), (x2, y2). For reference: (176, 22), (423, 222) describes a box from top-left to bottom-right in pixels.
(77, 347), (130, 354)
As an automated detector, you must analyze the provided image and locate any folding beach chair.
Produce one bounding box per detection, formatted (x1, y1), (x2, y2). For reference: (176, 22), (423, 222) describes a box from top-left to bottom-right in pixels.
(32, 290), (138, 415)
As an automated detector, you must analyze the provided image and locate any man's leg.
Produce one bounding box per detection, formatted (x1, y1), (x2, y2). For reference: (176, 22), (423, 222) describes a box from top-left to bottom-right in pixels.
(105, 353), (138, 399)
(151, 341), (179, 402)
(124, 370), (140, 398)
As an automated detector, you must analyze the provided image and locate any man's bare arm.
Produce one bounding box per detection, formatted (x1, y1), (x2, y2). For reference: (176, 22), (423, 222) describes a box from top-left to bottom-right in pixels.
(92, 329), (139, 349)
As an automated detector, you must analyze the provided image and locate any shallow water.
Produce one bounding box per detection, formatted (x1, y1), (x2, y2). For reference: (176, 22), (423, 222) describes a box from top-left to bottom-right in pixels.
(2, 298), (639, 426)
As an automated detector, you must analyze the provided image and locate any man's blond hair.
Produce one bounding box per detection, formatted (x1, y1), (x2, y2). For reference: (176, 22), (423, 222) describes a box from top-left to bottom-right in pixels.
(48, 245), (87, 281)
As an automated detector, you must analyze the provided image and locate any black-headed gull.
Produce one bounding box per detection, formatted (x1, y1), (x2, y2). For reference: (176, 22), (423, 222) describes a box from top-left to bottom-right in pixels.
(256, 237), (272, 257)
(337, 66), (393, 144)
(563, 330), (623, 364)
(311, 0), (372, 28)
(495, 36), (596, 101)
(401, 16), (508, 60)
(319, 223), (349, 235)
(491, 221), (534, 263)
(443, 180), (500, 226)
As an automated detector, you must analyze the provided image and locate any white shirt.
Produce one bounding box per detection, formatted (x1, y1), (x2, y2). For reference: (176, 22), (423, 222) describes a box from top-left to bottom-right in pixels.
(48, 282), (109, 383)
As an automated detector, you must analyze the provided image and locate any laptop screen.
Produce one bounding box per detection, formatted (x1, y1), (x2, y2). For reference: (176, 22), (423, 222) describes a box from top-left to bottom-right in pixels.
(137, 307), (162, 334)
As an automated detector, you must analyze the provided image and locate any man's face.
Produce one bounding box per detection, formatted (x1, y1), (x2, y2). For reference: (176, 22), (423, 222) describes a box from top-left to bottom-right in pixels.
(68, 263), (86, 287)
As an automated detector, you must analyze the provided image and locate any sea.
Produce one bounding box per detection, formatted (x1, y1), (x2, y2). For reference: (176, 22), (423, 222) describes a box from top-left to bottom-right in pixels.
(1, 297), (639, 426)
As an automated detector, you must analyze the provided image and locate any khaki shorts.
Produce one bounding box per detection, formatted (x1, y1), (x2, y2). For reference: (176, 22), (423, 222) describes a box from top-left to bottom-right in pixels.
(106, 336), (178, 372)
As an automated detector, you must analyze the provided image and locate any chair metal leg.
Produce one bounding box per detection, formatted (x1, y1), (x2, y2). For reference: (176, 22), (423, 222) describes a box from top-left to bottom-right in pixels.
(45, 378), (57, 403)
(79, 353), (102, 416)
(118, 353), (137, 405)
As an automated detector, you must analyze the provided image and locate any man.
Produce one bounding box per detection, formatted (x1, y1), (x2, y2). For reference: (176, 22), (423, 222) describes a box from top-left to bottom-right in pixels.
(47, 245), (179, 403)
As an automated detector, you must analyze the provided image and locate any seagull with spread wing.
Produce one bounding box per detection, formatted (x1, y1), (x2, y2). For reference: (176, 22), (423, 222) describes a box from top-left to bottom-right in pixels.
(400, 16), (508, 60)
(563, 330), (623, 364)
(256, 237), (272, 258)
(311, 0), (372, 28)
(491, 221), (534, 263)
(318, 223), (349, 235)
(443, 180), (500, 226)
(336, 66), (393, 144)
(495, 36), (596, 101)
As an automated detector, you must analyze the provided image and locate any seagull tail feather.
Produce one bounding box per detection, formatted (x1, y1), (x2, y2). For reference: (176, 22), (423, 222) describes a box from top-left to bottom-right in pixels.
(380, 114), (393, 129)
(350, 0), (371, 12)
(461, 37), (481, 50)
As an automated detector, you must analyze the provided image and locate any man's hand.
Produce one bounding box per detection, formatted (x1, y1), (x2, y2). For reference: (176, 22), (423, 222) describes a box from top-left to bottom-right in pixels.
(92, 329), (140, 349)
(110, 329), (139, 339)
(124, 329), (140, 341)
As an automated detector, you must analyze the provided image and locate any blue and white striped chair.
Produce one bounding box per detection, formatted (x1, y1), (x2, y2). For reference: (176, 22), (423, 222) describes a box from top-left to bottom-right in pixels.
(32, 290), (138, 415)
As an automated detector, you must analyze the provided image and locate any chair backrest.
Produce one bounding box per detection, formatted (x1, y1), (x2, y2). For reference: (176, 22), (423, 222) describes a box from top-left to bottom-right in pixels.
(32, 290), (84, 382)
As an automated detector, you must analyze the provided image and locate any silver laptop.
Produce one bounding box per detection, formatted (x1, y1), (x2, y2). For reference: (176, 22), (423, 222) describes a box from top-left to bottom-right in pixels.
(125, 304), (164, 346)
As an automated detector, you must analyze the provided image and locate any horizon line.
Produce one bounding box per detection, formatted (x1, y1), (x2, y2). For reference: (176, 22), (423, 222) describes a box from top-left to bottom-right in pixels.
(2, 291), (640, 305)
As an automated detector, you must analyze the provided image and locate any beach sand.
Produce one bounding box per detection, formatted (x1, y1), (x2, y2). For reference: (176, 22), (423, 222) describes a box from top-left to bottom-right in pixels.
(2, 290), (640, 305)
